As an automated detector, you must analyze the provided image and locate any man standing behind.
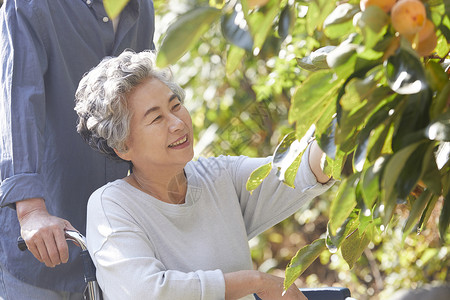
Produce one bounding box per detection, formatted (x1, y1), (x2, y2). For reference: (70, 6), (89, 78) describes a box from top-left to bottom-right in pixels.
(0, 0), (155, 298)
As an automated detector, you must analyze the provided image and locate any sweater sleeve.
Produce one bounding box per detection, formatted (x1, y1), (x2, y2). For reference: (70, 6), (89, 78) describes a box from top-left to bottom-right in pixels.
(0, 0), (49, 207)
(228, 144), (335, 239)
(86, 187), (225, 300)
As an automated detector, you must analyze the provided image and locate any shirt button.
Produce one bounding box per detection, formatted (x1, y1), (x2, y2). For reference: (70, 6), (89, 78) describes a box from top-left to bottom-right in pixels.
(102, 16), (109, 23)
(86, 0), (92, 4)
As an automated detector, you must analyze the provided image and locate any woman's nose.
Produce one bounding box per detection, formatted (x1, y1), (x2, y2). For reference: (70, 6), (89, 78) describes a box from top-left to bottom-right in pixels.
(168, 114), (183, 132)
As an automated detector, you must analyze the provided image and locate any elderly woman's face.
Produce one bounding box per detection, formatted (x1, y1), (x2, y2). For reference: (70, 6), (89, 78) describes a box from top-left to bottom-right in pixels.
(119, 78), (194, 170)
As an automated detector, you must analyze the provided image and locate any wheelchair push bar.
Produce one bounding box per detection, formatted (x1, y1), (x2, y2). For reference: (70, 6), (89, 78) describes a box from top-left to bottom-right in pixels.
(17, 230), (102, 300)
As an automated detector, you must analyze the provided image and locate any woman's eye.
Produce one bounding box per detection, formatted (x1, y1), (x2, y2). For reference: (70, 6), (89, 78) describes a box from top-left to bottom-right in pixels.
(151, 115), (162, 123)
(172, 103), (181, 110)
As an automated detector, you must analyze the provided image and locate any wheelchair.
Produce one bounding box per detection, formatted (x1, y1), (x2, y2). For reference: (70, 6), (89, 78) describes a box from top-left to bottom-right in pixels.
(18, 231), (352, 300)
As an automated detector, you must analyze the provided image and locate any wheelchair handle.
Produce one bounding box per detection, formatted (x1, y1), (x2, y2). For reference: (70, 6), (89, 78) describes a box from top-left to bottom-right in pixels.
(17, 230), (88, 251)
(17, 230), (102, 300)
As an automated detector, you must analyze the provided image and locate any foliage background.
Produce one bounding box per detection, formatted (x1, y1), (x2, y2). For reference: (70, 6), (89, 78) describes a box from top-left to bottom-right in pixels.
(152, 1), (449, 299)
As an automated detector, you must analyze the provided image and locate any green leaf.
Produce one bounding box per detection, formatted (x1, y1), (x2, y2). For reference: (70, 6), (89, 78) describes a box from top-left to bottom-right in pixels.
(318, 118), (337, 160)
(157, 7), (222, 67)
(209, 0), (226, 9)
(402, 189), (433, 241)
(340, 82), (367, 113)
(436, 142), (450, 170)
(358, 210), (378, 234)
(395, 142), (431, 200)
(384, 42), (428, 95)
(426, 61), (449, 92)
(358, 43), (385, 59)
(324, 20), (355, 40)
(305, 0), (320, 36)
(418, 194), (439, 234)
(338, 85), (393, 149)
(355, 6), (389, 49)
(316, 97), (338, 138)
(247, 0), (279, 52)
(104, 0), (130, 19)
(284, 238), (327, 291)
(367, 123), (393, 162)
(430, 81), (450, 120)
(341, 223), (373, 269)
(283, 152), (302, 189)
(392, 90), (432, 151)
(361, 158), (385, 209)
(425, 112), (450, 141)
(305, 0), (335, 36)
(326, 43), (359, 70)
(297, 46), (336, 71)
(342, 71), (379, 107)
(353, 100), (399, 172)
(296, 57), (321, 71)
(443, 170), (450, 198)
(278, 4), (295, 40)
(323, 149), (347, 180)
(221, 9), (253, 51)
(439, 188), (450, 242)
(354, 66), (383, 95)
(226, 45), (246, 75)
(344, 85), (393, 129)
(323, 3), (359, 40)
(326, 213), (358, 253)
(323, 3), (359, 27)
(354, 139), (370, 173)
(382, 142), (424, 224)
(246, 162), (272, 193)
(309, 46), (335, 69)
(421, 144), (443, 194)
(441, 0), (450, 18)
(329, 173), (359, 235)
(436, 25), (450, 57)
(240, 0), (250, 12)
(289, 70), (343, 140)
(332, 48), (374, 80)
(273, 126), (315, 183)
(336, 129), (358, 153)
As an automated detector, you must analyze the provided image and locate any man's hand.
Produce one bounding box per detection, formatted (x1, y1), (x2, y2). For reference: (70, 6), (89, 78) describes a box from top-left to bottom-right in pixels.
(16, 198), (77, 267)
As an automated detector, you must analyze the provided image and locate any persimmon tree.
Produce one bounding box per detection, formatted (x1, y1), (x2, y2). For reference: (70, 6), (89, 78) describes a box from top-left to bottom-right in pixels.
(106, 0), (450, 292)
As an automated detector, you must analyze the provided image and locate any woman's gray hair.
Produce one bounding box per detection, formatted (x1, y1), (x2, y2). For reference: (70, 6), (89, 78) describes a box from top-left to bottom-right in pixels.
(74, 50), (185, 161)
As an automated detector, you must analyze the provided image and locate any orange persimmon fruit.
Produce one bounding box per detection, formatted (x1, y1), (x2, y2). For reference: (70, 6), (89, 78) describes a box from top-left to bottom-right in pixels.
(360, 0), (396, 13)
(391, 0), (426, 35)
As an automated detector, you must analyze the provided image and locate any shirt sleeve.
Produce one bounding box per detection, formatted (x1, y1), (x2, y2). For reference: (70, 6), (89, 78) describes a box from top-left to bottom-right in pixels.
(86, 188), (226, 300)
(0, 1), (49, 207)
(227, 144), (335, 239)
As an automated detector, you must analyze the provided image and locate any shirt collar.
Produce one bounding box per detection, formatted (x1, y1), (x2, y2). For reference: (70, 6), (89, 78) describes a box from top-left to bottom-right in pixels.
(81, 0), (140, 15)
(81, 0), (140, 11)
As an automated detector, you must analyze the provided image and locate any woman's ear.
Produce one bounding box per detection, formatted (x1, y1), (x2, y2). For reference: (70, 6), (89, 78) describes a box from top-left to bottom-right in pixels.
(114, 147), (132, 162)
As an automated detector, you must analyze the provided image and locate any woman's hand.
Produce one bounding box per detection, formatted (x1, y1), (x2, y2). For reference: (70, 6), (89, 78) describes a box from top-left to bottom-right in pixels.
(255, 272), (307, 300)
(16, 198), (77, 267)
(224, 270), (307, 300)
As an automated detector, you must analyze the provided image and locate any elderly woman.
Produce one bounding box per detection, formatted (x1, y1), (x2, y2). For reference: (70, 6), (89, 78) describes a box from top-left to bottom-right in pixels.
(74, 50), (334, 300)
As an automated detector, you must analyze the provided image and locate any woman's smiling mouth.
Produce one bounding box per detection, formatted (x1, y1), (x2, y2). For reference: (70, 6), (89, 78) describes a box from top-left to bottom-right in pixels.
(168, 135), (188, 148)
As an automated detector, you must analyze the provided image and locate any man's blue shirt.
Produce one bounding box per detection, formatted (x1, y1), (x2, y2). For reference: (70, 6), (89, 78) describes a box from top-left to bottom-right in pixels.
(0, 0), (155, 292)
